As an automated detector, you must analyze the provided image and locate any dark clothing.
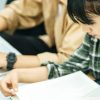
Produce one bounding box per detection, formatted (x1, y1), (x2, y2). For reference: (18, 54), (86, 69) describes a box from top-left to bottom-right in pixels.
(1, 33), (56, 55)
(6, 0), (14, 4)
(46, 34), (100, 80)
(14, 22), (46, 37)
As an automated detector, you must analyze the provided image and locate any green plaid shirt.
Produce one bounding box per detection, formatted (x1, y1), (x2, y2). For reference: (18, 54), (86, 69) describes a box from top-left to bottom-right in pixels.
(46, 33), (100, 79)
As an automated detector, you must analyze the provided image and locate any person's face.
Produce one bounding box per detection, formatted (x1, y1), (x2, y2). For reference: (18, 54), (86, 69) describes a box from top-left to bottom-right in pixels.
(80, 15), (100, 39)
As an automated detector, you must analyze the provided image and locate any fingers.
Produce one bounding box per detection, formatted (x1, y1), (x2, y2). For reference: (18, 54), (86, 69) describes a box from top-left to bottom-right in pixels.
(11, 76), (18, 93)
(0, 71), (18, 97)
(0, 80), (13, 96)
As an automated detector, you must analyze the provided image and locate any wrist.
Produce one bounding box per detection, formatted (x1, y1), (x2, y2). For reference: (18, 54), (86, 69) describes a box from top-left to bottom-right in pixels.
(16, 69), (28, 83)
(9, 69), (19, 82)
(6, 53), (17, 70)
(0, 53), (7, 70)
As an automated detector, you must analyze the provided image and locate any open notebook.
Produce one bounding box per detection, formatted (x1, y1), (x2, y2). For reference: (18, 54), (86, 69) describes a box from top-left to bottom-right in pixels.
(9, 71), (100, 100)
(0, 36), (21, 77)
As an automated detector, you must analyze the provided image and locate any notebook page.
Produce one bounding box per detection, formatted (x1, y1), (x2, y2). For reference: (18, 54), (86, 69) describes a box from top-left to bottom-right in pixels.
(12, 71), (99, 100)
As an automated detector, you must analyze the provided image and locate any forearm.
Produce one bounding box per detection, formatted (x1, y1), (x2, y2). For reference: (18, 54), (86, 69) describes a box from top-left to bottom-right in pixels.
(0, 67), (48, 96)
(0, 0), (43, 32)
(0, 17), (8, 31)
(1, 54), (41, 70)
(16, 67), (48, 83)
(13, 55), (41, 69)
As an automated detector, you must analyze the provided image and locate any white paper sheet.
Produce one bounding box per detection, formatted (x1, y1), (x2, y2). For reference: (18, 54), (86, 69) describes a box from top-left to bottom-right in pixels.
(11, 71), (100, 100)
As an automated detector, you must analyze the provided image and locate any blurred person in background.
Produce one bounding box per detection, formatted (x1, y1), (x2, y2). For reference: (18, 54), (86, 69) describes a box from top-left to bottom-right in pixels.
(0, 0), (85, 71)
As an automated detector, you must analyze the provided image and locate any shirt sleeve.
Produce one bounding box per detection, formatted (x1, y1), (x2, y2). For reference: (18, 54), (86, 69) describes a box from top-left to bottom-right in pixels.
(46, 34), (91, 79)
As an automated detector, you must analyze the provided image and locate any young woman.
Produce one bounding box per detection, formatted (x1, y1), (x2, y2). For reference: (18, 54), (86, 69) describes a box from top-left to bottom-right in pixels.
(0, 0), (100, 97)
(0, 0), (84, 71)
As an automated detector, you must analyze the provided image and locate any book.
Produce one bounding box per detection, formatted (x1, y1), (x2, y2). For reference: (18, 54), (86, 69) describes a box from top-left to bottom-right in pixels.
(10, 71), (100, 100)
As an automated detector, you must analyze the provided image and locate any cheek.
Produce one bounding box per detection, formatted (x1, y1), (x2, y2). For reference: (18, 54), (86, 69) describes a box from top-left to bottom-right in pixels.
(95, 23), (100, 33)
(95, 26), (100, 34)
(92, 25), (100, 34)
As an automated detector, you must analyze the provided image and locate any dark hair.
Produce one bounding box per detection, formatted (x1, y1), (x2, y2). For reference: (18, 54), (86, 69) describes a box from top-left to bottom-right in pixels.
(67, 0), (100, 25)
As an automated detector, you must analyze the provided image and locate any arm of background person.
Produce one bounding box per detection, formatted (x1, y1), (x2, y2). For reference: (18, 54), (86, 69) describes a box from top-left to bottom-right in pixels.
(37, 23), (86, 65)
(0, 0), (43, 34)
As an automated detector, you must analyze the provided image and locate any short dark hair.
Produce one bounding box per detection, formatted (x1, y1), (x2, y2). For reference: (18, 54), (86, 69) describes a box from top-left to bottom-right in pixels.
(67, 0), (100, 25)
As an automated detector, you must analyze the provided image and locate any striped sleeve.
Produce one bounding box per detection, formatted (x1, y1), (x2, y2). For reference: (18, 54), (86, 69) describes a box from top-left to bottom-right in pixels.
(46, 34), (91, 79)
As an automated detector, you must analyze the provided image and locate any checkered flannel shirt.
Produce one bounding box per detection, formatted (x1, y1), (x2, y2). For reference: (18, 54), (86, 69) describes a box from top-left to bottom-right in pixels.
(46, 34), (100, 79)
